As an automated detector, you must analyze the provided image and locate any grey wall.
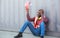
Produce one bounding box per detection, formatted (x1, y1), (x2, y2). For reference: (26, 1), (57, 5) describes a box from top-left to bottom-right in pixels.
(0, 0), (60, 35)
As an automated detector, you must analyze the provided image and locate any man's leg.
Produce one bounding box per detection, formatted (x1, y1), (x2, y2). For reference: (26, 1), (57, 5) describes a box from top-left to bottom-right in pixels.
(20, 21), (39, 35)
(40, 22), (45, 38)
(19, 21), (37, 34)
(14, 21), (38, 38)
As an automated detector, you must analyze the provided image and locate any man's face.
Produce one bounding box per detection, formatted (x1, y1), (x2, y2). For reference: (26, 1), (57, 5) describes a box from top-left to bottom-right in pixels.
(37, 10), (42, 17)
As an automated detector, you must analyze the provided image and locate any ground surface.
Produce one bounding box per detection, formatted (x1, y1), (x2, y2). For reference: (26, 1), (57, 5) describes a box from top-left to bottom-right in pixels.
(0, 31), (59, 38)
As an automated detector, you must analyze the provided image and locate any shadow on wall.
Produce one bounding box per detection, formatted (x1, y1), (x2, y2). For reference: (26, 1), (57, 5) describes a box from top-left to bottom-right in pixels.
(44, 9), (50, 34)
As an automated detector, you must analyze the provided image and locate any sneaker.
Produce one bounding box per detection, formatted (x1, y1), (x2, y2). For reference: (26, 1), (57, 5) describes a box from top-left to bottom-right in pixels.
(14, 32), (22, 38)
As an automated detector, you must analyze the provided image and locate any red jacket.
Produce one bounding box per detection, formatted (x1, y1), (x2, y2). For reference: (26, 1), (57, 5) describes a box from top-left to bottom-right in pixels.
(27, 13), (48, 28)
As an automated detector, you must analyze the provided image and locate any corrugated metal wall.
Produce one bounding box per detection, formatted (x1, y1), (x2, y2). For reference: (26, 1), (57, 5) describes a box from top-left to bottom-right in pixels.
(0, 0), (60, 36)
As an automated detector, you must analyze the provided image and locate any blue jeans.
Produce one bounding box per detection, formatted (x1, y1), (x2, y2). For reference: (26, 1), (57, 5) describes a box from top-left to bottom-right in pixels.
(19, 21), (45, 36)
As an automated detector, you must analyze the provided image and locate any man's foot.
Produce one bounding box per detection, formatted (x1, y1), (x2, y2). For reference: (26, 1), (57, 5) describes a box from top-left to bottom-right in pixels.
(14, 32), (22, 38)
(41, 36), (44, 38)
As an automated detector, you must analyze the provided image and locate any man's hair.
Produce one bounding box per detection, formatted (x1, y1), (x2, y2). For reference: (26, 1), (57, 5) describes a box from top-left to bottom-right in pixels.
(39, 9), (44, 14)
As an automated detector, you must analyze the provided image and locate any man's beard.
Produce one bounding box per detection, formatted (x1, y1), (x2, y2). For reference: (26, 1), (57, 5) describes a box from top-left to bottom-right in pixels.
(38, 15), (41, 17)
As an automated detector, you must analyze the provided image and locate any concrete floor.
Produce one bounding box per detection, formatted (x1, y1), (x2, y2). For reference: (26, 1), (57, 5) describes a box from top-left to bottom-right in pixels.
(0, 31), (59, 38)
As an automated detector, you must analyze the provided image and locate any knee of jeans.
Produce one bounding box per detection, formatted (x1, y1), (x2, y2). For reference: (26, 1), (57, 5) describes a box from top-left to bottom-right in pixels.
(40, 21), (45, 29)
(40, 22), (45, 26)
(25, 20), (31, 24)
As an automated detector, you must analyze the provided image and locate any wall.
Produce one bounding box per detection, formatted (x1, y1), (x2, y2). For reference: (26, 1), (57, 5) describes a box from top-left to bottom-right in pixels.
(0, 0), (60, 36)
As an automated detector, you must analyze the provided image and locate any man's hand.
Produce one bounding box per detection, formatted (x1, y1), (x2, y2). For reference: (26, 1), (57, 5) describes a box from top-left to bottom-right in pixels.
(25, 1), (29, 13)
(25, 7), (29, 13)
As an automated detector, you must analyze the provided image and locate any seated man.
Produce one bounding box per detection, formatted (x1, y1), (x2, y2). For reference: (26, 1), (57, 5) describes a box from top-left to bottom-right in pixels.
(14, 8), (48, 38)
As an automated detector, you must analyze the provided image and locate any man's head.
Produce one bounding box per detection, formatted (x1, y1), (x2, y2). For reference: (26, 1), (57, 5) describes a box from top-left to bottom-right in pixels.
(37, 9), (44, 17)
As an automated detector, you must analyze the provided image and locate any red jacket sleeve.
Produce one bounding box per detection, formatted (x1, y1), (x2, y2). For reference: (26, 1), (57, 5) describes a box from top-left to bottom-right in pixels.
(27, 13), (35, 22)
(43, 16), (48, 23)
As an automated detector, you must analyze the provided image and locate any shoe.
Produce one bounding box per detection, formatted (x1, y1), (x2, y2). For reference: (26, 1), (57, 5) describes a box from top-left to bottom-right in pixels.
(41, 36), (44, 38)
(14, 32), (22, 38)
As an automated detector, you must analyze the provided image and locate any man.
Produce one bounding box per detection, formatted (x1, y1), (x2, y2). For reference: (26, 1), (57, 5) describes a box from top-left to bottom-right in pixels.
(14, 6), (48, 38)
